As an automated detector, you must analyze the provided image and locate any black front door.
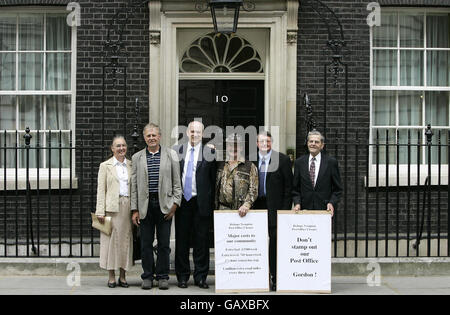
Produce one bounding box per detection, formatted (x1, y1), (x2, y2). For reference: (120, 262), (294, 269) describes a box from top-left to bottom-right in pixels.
(179, 80), (264, 137)
(179, 79), (264, 247)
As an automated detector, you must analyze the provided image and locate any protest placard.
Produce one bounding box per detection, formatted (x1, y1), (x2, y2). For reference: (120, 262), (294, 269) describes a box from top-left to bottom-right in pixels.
(214, 210), (270, 293)
(277, 210), (332, 293)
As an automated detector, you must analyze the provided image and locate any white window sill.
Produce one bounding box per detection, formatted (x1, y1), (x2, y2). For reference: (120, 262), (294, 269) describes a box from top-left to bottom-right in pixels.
(0, 169), (78, 190)
(365, 165), (448, 187)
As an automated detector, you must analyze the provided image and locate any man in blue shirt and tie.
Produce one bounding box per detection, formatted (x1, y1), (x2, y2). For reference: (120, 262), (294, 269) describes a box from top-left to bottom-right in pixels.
(253, 130), (293, 291)
(174, 121), (216, 289)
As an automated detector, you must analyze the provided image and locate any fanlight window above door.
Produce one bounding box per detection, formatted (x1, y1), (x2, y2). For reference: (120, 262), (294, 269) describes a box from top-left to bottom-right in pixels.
(180, 33), (263, 73)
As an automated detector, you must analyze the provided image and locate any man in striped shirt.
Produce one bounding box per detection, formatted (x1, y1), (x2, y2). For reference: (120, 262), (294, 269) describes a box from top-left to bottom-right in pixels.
(131, 123), (182, 290)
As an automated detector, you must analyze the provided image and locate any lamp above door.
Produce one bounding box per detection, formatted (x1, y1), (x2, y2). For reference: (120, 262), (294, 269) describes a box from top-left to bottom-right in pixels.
(196, 0), (255, 34)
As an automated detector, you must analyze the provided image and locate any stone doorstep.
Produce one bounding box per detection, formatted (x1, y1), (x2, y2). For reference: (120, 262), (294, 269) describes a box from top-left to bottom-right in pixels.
(1, 257), (450, 277)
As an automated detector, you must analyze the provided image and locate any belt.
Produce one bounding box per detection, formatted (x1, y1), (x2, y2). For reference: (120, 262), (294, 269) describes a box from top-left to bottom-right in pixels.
(219, 202), (232, 208)
(149, 192), (159, 199)
(119, 195), (129, 198)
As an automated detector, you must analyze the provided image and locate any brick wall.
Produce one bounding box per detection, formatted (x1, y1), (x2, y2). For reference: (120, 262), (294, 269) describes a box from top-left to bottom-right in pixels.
(0, 0), (448, 256)
(296, 0), (449, 246)
(0, 0), (150, 251)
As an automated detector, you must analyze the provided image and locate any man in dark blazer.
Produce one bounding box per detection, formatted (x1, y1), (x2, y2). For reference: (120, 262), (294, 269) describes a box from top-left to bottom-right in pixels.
(253, 131), (293, 291)
(173, 120), (216, 289)
(292, 130), (342, 216)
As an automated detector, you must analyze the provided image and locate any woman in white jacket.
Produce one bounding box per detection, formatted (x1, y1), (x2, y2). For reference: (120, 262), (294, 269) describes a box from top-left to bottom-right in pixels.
(95, 135), (133, 288)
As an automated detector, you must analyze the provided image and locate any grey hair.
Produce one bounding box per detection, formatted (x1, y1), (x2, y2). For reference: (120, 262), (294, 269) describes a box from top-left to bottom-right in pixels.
(111, 135), (126, 146)
(188, 120), (205, 132)
(143, 123), (161, 136)
(307, 130), (325, 143)
(108, 135), (127, 159)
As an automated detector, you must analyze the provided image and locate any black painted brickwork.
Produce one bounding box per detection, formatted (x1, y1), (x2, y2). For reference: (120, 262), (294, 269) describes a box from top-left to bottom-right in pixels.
(295, 0), (448, 246)
(0, 0), (448, 255)
(379, 0), (450, 6)
(0, 0), (70, 6)
(0, 0), (150, 249)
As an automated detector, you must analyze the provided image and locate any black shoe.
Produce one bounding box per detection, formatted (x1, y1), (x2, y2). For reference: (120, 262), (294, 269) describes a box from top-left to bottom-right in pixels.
(178, 280), (188, 289)
(118, 278), (129, 288)
(196, 280), (209, 289)
(107, 281), (117, 288)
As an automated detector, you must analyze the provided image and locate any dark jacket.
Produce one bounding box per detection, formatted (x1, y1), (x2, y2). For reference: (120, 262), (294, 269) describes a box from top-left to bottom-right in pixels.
(174, 143), (217, 217)
(253, 150), (293, 226)
(292, 153), (342, 211)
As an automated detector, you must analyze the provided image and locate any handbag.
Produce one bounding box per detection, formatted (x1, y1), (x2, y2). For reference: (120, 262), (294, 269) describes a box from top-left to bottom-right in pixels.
(91, 212), (112, 236)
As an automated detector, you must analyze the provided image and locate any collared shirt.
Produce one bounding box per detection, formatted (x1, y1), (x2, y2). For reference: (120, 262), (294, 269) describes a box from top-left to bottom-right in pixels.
(258, 150), (272, 196)
(182, 142), (201, 198)
(113, 156), (129, 196)
(146, 147), (161, 193)
(309, 152), (321, 186)
(258, 150), (272, 172)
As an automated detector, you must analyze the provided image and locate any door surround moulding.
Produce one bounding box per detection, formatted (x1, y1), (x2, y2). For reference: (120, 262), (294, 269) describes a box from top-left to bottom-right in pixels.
(148, 1), (298, 154)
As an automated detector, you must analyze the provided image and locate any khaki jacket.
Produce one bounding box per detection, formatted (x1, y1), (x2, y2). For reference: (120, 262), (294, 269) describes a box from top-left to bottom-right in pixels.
(130, 146), (182, 219)
(95, 157), (132, 216)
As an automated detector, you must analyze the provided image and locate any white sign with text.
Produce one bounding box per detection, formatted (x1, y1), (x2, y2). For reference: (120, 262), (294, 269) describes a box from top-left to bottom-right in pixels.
(214, 210), (270, 293)
(277, 211), (332, 293)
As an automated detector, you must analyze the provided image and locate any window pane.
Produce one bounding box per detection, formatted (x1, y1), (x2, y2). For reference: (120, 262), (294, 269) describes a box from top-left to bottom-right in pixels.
(46, 95), (71, 130)
(180, 58), (211, 73)
(46, 14), (71, 51)
(400, 50), (423, 86)
(18, 131), (44, 168)
(19, 53), (43, 90)
(427, 14), (449, 48)
(399, 14), (424, 47)
(373, 13), (397, 47)
(398, 129), (422, 164)
(373, 91), (396, 126)
(182, 46), (213, 72)
(425, 91), (449, 127)
(46, 53), (71, 90)
(0, 95), (16, 130)
(0, 132), (16, 168)
(373, 50), (397, 85)
(47, 131), (70, 168)
(427, 51), (449, 86)
(427, 129), (448, 164)
(0, 15), (16, 51)
(0, 53), (15, 90)
(18, 95), (43, 130)
(399, 91), (422, 126)
(19, 14), (43, 51)
(372, 128), (396, 164)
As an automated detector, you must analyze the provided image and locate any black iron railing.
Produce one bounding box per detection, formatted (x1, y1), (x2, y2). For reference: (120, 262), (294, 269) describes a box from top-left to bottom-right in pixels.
(0, 127), (449, 258)
(1, 128), (104, 257)
(324, 126), (449, 258)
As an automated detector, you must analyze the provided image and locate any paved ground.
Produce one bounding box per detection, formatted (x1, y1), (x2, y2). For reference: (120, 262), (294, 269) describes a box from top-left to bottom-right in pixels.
(0, 275), (449, 295)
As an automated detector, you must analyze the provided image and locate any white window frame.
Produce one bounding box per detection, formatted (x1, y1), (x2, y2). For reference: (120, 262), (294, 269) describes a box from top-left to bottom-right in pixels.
(0, 6), (77, 190)
(369, 7), (449, 187)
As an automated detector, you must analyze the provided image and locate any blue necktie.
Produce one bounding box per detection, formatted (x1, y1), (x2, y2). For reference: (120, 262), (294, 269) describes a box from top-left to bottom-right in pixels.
(184, 147), (195, 201)
(258, 157), (266, 197)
